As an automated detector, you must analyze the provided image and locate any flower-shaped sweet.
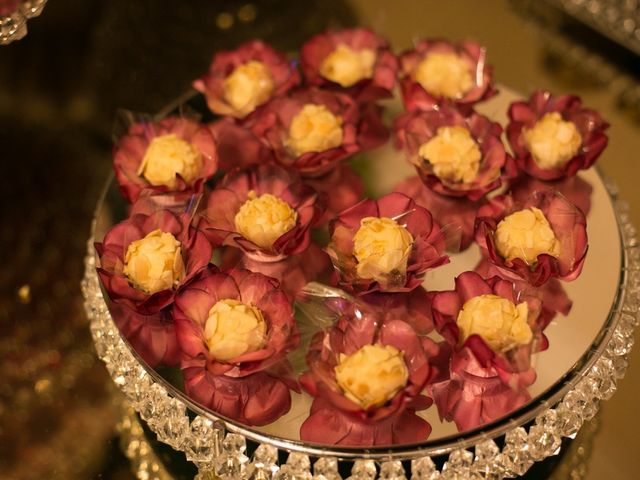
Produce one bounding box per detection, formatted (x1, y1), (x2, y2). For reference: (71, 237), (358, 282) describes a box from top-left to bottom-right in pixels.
(300, 27), (398, 101)
(202, 163), (322, 260)
(429, 271), (540, 430)
(193, 40), (300, 119)
(95, 209), (212, 315)
(207, 118), (274, 171)
(431, 272), (543, 374)
(399, 39), (496, 112)
(395, 107), (513, 200)
(113, 116), (218, 203)
(327, 192), (448, 294)
(506, 90), (609, 180)
(475, 190), (588, 287)
(246, 87), (379, 177)
(173, 268), (299, 425)
(299, 304), (436, 446)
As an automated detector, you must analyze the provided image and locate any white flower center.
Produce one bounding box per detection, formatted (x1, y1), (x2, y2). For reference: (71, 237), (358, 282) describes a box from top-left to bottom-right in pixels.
(234, 191), (298, 250)
(414, 52), (474, 99)
(418, 126), (482, 183)
(457, 294), (532, 352)
(334, 344), (409, 409)
(123, 229), (185, 294)
(286, 103), (344, 157)
(223, 60), (275, 116)
(319, 44), (376, 87)
(204, 299), (267, 361)
(353, 217), (414, 284)
(495, 207), (561, 265)
(138, 134), (202, 189)
(523, 112), (582, 170)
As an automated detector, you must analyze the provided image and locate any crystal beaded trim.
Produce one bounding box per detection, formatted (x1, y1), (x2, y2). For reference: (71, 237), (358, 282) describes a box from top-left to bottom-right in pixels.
(117, 400), (175, 480)
(0, 0), (47, 45)
(82, 176), (639, 479)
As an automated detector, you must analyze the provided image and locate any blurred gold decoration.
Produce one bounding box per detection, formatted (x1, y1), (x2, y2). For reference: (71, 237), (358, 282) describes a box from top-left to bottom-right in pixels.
(17, 284), (30, 303)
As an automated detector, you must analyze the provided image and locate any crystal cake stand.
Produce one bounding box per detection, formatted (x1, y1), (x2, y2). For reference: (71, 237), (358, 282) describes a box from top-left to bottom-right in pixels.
(81, 91), (640, 479)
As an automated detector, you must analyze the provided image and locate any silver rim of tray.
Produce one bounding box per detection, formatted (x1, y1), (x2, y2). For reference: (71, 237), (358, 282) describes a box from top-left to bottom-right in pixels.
(81, 172), (639, 479)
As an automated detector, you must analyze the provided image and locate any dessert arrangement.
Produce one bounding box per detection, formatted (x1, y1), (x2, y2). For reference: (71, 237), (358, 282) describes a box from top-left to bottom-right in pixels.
(94, 28), (612, 449)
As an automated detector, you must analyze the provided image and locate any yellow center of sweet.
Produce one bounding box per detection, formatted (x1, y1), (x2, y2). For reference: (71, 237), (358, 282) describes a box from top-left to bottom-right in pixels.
(319, 44), (376, 87)
(123, 229), (185, 294)
(334, 344), (409, 409)
(457, 294), (532, 352)
(223, 60), (275, 116)
(286, 104), (344, 157)
(495, 207), (561, 264)
(203, 299), (267, 361)
(352, 217), (414, 283)
(234, 191), (298, 250)
(138, 134), (203, 189)
(523, 112), (582, 170)
(418, 126), (482, 183)
(414, 52), (474, 99)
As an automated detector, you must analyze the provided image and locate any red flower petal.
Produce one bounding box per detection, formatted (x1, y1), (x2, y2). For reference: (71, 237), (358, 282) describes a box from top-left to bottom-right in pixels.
(207, 118), (274, 171)
(300, 399), (430, 446)
(304, 164), (364, 225)
(395, 176), (480, 251)
(183, 368), (293, 426)
(361, 286), (435, 334)
(220, 244), (332, 302)
(110, 302), (180, 368)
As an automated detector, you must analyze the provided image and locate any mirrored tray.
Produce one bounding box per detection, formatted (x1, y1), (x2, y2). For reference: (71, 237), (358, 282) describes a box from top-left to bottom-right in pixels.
(82, 88), (640, 478)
